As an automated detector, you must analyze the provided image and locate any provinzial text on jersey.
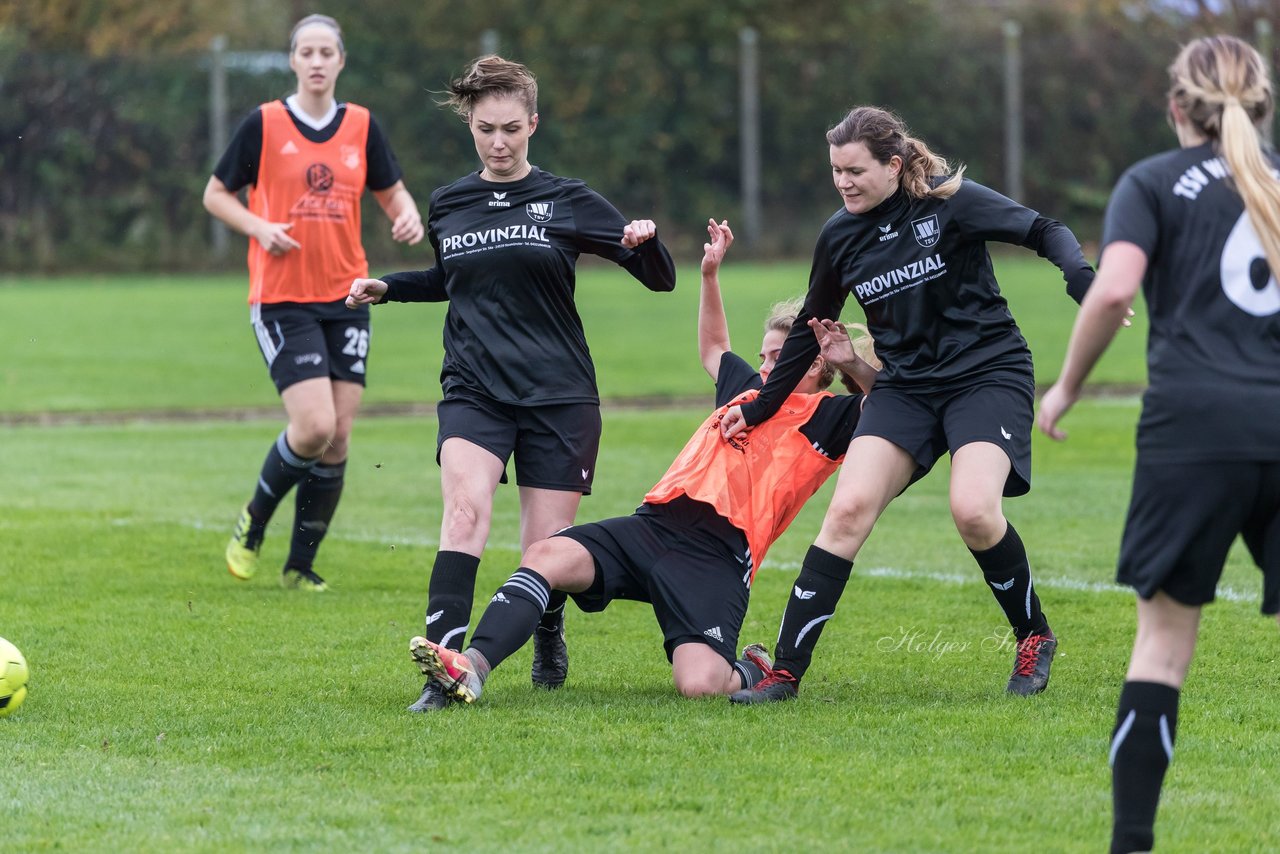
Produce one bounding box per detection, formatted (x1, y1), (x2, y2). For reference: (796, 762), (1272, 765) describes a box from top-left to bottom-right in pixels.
(854, 253), (946, 300)
(441, 225), (549, 253)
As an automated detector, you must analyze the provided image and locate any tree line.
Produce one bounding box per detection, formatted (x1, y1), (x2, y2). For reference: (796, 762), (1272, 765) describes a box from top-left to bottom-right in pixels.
(2, 0), (1272, 272)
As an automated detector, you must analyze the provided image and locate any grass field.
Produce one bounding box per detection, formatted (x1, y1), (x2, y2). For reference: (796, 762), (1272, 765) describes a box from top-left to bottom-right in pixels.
(2, 259), (1276, 852)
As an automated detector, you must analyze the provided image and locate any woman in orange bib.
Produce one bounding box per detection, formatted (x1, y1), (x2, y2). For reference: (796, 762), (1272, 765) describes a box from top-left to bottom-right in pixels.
(203, 14), (423, 591)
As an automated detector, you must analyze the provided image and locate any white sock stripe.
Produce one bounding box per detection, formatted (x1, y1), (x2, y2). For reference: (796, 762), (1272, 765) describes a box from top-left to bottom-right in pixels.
(274, 431), (316, 469)
(1159, 714), (1175, 761)
(794, 614), (833, 649)
(1109, 709), (1137, 767)
(440, 625), (467, 650)
(1024, 576), (1033, 620)
(505, 573), (550, 611)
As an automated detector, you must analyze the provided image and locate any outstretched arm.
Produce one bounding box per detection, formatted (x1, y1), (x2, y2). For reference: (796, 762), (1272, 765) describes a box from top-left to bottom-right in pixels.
(1038, 241), (1146, 440)
(698, 219), (735, 380)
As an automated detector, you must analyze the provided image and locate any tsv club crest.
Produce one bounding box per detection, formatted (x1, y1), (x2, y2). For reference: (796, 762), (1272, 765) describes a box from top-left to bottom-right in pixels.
(912, 214), (941, 248)
(526, 201), (554, 223)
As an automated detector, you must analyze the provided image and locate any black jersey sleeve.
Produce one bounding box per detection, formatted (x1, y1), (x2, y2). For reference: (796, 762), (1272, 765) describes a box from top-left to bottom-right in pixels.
(1100, 168), (1160, 256)
(379, 203), (447, 302)
(738, 228), (847, 425)
(213, 107), (264, 192)
(714, 352), (764, 408)
(950, 179), (1039, 243)
(800, 393), (864, 459)
(570, 187), (677, 292)
(379, 268), (447, 302)
(364, 115), (404, 192)
(1020, 216), (1096, 303)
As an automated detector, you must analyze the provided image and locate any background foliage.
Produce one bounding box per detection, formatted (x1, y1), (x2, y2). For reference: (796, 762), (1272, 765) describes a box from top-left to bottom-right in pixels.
(2, 0), (1277, 270)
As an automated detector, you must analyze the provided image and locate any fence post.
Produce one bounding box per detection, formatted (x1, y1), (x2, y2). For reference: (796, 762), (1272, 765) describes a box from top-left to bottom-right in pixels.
(209, 35), (229, 257)
(1003, 19), (1024, 203)
(480, 29), (499, 57)
(739, 26), (762, 250)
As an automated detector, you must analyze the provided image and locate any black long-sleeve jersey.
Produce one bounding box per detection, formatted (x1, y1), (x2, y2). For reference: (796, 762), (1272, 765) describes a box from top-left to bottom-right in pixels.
(741, 179), (1093, 425)
(378, 167), (675, 407)
(1103, 142), (1280, 463)
(213, 101), (403, 193)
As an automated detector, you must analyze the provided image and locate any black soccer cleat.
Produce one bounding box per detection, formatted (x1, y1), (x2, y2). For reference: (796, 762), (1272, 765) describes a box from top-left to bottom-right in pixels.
(407, 679), (454, 712)
(728, 668), (800, 704)
(531, 613), (568, 689)
(1006, 632), (1057, 696)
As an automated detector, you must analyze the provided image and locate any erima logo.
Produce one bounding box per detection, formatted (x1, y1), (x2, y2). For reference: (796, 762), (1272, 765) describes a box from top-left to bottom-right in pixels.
(989, 578), (1016, 591)
(441, 225), (548, 253)
(794, 586), (816, 600)
(280, 140), (299, 155)
(350, 359), (365, 374)
(855, 253), (945, 300)
(489, 191), (511, 208)
(703, 626), (724, 643)
(1000, 426), (1012, 440)
(527, 201), (553, 223)
(294, 353), (323, 366)
(581, 468), (590, 480)
(491, 592), (510, 604)
(425, 610), (444, 625)
(877, 222), (899, 242)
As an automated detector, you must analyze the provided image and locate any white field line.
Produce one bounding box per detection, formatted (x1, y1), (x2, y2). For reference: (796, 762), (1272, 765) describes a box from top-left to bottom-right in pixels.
(155, 516), (1263, 607)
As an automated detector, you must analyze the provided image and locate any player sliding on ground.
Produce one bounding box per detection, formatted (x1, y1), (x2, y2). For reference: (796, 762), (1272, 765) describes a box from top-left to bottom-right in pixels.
(410, 219), (878, 704)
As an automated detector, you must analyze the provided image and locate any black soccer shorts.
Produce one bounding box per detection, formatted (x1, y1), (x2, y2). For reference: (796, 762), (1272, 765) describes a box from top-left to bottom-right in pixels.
(555, 496), (753, 663)
(435, 388), (602, 494)
(854, 371), (1035, 497)
(251, 300), (370, 393)
(1118, 458), (1280, 613)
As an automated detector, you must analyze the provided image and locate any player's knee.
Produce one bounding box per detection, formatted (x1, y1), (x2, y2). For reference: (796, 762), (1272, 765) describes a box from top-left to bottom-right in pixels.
(950, 497), (1002, 545)
(290, 414), (337, 455)
(442, 495), (490, 543)
(823, 491), (878, 543)
(672, 661), (733, 698)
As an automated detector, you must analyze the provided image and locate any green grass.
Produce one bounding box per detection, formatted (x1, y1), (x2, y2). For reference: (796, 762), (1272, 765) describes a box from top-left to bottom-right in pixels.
(0, 253), (1145, 415)
(3, 404), (1278, 852)
(0, 265), (1263, 851)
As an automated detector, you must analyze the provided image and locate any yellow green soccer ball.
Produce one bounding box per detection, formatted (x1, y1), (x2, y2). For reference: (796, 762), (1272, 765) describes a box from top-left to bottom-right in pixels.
(0, 637), (29, 717)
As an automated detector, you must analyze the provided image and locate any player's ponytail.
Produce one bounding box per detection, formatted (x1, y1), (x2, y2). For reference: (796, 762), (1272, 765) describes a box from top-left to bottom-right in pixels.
(1171, 36), (1280, 286)
(827, 106), (965, 202)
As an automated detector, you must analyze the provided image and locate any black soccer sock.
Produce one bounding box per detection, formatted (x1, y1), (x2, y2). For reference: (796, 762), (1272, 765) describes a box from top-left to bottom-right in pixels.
(424, 551), (481, 651)
(286, 460), (345, 571)
(538, 590), (568, 631)
(732, 657), (768, 691)
(969, 522), (1050, 641)
(467, 568), (551, 670)
(247, 431), (319, 526)
(772, 545), (854, 679)
(1110, 680), (1180, 854)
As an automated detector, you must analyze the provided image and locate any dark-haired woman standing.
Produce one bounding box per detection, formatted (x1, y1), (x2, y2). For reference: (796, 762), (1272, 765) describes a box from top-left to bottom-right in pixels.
(348, 55), (676, 712)
(722, 106), (1095, 704)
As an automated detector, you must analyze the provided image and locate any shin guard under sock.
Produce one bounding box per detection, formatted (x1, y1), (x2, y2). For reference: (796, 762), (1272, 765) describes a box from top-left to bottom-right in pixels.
(425, 551), (481, 651)
(286, 460), (345, 570)
(1110, 680), (1180, 854)
(468, 568), (551, 670)
(969, 522), (1049, 640)
(772, 545), (853, 679)
(248, 430), (318, 526)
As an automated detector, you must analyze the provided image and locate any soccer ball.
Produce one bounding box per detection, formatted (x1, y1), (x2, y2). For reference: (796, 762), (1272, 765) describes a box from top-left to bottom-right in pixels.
(0, 637), (29, 717)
